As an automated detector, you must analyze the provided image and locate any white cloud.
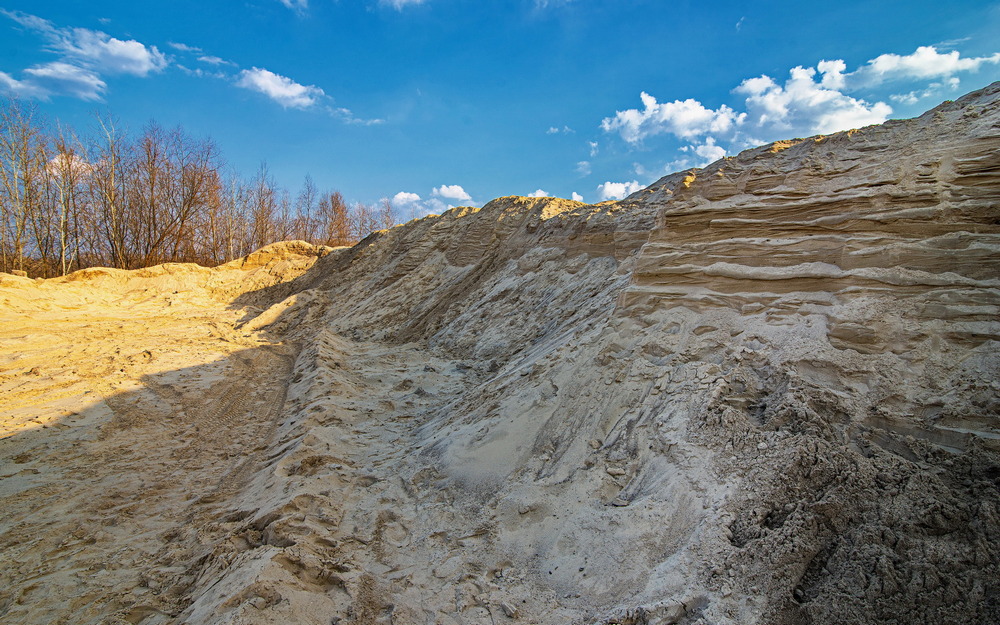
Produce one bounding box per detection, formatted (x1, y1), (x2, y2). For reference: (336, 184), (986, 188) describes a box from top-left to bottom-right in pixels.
(817, 59), (847, 90)
(890, 77), (961, 105)
(571, 192), (584, 202)
(854, 46), (1000, 84)
(3, 10), (168, 77)
(380, 0), (427, 9)
(690, 136), (726, 165)
(634, 159), (695, 181)
(734, 46), (1000, 136)
(47, 152), (91, 177)
(391, 191), (449, 218)
(54, 26), (168, 76)
(597, 180), (643, 201)
(1, 10), (57, 35)
(0, 71), (48, 99)
(23, 62), (106, 100)
(168, 42), (202, 53)
(633, 162), (652, 177)
(600, 43), (999, 177)
(890, 92), (920, 106)
(170, 43), (236, 69)
(198, 55), (235, 66)
(391, 191), (422, 209)
(527, 189), (550, 197)
(737, 65), (892, 135)
(535, 0), (575, 8)
(546, 125), (574, 134)
(177, 65), (213, 79)
(432, 184), (472, 202)
(328, 106), (384, 125)
(575, 160), (591, 176)
(0, 10), (166, 100)
(424, 198), (450, 213)
(601, 92), (746, 144)
(237, 67), (325, 109)
(398, 184), (479, 214)
(230, 67), (379, 121)
(588, 141), (599, 157)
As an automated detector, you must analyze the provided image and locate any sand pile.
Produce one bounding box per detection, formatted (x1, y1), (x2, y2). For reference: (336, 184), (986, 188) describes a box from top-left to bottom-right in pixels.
(1, 84), (998, 625)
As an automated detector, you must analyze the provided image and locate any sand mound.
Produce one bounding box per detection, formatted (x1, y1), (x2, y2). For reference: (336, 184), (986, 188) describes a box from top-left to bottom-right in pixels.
(1, 83), (998, 625)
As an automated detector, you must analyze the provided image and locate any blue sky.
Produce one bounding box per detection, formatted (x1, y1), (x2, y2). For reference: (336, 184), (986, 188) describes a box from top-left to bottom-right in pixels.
(2, 1), (999, 216)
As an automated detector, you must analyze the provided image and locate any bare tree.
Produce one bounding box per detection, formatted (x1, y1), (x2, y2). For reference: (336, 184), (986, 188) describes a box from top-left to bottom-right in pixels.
(48, 125), (88, 275)
(317, 190), (352, 247)
(89, 112), (132, 268)
(0, 98), (46, 273)
(248, 162), (278, 251)
(378, 198), (395, 231)
(294, 175), (319, 242)
(130, 121), (170, 266)
(0, 99), (390, 276)
(351, 201), (378, 242)
(168, 127), (221, 262)
(275, 188), (293, 243)
(29, 136), (56, 276)
(219, 169), (252, 262)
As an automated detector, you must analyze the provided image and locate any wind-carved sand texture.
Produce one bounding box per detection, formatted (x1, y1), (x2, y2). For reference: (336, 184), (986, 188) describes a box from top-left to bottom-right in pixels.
(1, 83), (998, 625)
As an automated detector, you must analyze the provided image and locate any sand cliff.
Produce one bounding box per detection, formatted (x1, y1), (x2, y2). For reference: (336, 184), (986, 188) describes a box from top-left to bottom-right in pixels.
(1, 83), (998, 625)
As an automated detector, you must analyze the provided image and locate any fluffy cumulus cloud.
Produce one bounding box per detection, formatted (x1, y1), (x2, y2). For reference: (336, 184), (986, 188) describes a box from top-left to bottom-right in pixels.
(598, 44), (998, 188)
(603, 44), (998, 154)
(0, 10), (166, 100)
(59, 29), (168, 75)
(432, 184), (472, 202)
(391, 192), (422, 209)
(679, 136), (727, 166)
(571, 192), (584, 202)
(392, 192), (442, 219)
(527, 189), (550, 197)
(393, 185), (476, 218)
(236, 67), (325, 109)
(597, 180), (643, 201)
(736, 66), (892, 135)
(855, 46), (1000, 84)
(601, 93), (745, 144)
(47, 151), (92, 177)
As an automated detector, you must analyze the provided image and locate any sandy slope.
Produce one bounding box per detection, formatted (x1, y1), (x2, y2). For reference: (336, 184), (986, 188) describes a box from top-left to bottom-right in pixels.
(0, 244), (321, 624)
(2, 84), (999, 625)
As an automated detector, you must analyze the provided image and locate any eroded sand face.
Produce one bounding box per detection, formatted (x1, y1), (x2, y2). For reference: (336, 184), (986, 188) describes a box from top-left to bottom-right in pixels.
(2, 84), (999, 625)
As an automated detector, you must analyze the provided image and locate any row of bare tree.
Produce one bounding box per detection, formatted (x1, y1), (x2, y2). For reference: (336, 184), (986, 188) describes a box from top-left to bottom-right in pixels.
(0, 98), (395, 278)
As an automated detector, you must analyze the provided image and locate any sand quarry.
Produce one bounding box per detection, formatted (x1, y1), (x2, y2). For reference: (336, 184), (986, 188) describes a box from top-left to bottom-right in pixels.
(2, 84), (999, 625)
